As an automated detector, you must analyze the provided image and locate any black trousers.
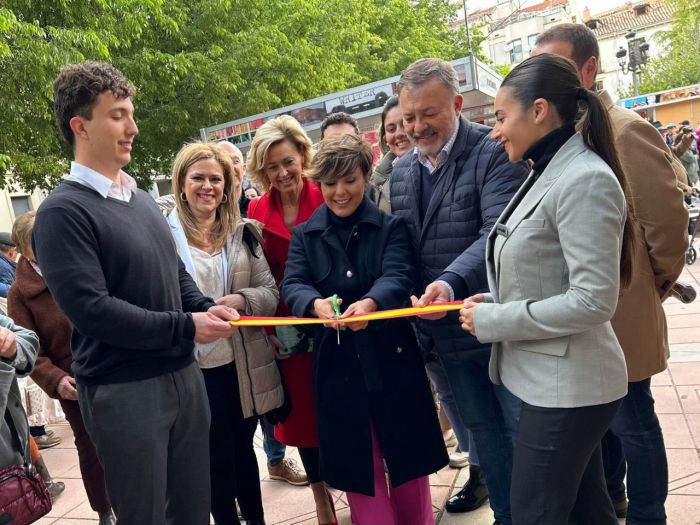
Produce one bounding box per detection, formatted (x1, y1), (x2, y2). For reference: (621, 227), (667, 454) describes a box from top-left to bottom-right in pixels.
(511, 399), (622, 525)
(202, 362), (263, 524)
(78, 362), (211, 525)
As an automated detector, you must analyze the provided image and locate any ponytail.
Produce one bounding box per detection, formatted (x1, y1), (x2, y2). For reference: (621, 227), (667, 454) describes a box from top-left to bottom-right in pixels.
(578, 88), (636, 289)
(501, 55), (636, 290)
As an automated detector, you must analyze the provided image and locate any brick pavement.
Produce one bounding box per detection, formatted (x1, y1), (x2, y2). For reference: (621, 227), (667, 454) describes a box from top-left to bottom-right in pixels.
(34, 263), (700, 525)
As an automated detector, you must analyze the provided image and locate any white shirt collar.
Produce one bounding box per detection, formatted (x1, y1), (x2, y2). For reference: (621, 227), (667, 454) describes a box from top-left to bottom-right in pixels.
(66, 162), (137, 201)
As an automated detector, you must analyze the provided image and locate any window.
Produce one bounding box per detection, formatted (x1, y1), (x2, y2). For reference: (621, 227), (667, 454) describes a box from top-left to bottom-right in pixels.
(594, 80), (604, 92)
(506, 39), (523, 64)
(489, 42), (507, 65)
(527, 34), (538, 52)
(10, 196), (31, 219)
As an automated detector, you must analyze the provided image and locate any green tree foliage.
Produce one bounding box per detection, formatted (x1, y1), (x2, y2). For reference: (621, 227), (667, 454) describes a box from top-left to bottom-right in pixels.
(630, 0), (700, 96)
(1, 0), (483, 191)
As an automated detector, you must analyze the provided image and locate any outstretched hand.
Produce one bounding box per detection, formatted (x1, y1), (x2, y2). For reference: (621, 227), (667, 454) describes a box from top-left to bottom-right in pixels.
(312, 296), (344, 329)
(411, 281), (451, 320)
(340, 298), (377, 332)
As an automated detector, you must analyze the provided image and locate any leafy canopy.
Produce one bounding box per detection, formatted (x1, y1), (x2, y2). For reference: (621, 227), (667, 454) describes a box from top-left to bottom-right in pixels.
(1, 0), (484, 191)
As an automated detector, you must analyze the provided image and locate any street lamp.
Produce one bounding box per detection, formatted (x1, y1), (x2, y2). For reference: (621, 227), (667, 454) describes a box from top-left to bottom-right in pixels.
(616, 29), (650, 96)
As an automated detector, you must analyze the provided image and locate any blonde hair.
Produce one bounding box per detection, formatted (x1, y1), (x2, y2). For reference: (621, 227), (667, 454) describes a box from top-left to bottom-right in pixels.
(171, 142), (239, 251)
(246, 115), (314, 193)
(12, 211), (36, 257)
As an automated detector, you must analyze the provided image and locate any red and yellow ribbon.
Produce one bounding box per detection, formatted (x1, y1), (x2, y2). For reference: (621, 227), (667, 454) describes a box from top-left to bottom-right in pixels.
(229, 301), (464, 327)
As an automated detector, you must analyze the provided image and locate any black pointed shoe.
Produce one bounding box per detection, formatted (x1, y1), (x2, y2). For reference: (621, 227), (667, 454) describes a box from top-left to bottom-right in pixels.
(445, 465), (489, 513)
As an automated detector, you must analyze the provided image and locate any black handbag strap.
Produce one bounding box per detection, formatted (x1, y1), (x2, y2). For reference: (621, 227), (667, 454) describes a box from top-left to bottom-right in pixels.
(3, 408), (30, 467)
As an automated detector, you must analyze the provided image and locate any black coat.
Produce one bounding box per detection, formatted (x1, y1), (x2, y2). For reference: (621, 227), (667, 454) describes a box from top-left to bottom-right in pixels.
(281, 197), (447, 495)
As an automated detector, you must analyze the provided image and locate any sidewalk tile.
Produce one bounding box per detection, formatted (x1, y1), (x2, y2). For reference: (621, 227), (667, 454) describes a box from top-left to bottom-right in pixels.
(667, 448), (700, 483)
(669, 328), (700, 345)
(652, 369), (673, 386)
(686, 413), (700, 448)
(676, 385), (700, 413)
(669, 362), (700, 386)
(666, 494), (700, 525)
(652, 385), (683, 414)
(658, 413), (695, 448)
(667, 314), (700, 329)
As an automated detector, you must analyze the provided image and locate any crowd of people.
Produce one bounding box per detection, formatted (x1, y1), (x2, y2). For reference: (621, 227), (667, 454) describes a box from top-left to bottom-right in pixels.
(0, 21), (690, 525)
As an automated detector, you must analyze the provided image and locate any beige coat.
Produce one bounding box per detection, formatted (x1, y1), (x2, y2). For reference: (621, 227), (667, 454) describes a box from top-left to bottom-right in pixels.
(224, 221), (284, 417)
(160, 193), (284, 418)
(600, 91), (689, 382)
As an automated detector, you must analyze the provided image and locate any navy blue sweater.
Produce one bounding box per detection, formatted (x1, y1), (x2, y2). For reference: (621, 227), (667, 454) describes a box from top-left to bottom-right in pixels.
(33, 181), (214, 385)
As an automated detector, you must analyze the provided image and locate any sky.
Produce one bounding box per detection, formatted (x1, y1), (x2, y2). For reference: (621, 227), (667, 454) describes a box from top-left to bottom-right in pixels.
(460, 0), (632, 19)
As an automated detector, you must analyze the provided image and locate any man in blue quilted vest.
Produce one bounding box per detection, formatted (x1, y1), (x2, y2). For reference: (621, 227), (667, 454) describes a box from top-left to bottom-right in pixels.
(390, 58), (528, 525)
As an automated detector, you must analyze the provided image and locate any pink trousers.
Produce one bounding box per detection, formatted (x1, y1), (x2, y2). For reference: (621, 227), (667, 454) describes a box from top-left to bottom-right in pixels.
(345, 428), (434, 525)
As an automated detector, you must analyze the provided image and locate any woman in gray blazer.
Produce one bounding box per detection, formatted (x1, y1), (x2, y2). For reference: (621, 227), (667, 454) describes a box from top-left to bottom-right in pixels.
(458, 54), (637, 525)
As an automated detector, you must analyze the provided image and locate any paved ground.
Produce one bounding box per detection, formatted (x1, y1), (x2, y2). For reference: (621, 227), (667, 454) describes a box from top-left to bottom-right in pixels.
(35, 263), (700, 525)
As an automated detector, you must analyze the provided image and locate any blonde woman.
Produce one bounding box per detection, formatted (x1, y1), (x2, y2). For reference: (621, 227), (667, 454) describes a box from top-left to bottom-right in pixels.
(163, 142), (282, 525)
(246, 116), (335, 525)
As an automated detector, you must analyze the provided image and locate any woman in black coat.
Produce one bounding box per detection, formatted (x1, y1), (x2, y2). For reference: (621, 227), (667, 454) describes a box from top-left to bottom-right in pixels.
(281, 135), (447, 525)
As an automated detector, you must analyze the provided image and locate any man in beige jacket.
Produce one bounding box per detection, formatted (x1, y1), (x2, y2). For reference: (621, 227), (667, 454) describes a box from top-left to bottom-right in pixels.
(533, 25), (688, 525)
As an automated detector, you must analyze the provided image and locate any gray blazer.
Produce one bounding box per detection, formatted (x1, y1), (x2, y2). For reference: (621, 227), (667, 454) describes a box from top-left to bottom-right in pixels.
(473, 134), (628, 408)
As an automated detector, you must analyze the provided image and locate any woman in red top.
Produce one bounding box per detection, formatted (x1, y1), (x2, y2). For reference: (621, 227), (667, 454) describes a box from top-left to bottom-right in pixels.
(246, 116), (334, 525)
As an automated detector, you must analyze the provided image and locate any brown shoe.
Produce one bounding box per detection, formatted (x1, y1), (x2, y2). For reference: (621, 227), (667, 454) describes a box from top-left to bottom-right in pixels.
(35, 434), (62, 450)
(267, 458), (309, 486)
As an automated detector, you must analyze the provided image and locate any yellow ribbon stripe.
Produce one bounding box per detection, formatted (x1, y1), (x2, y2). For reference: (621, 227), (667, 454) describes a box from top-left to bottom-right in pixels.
(229, 301), (465, 327)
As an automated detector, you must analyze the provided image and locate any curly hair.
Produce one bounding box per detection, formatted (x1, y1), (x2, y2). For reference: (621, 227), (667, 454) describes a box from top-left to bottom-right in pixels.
(53, 61), (135, 148)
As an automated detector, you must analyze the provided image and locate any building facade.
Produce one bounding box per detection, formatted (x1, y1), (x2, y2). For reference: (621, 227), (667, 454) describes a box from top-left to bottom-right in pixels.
(0, 189), (45, 233)
(586, 0), (674, 100)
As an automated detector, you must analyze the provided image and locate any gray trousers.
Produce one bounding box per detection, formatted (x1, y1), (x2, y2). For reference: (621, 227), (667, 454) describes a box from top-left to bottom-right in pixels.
(78, 361), (211, 525)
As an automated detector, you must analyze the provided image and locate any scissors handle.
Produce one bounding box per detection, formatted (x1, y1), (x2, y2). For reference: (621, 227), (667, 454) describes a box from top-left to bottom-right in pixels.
(331, 294), (341, 317)
(332, 294), (341, 344)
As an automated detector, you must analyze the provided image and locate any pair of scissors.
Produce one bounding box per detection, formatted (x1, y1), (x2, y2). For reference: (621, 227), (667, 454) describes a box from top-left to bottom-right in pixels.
(332, 294), (341, 344)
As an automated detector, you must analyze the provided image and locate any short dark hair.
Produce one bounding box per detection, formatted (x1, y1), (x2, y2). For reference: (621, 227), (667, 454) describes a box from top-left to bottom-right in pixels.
(306, 134), (373, 184)
(53, 61), (135, 148)
(535, 23), (600, 68)
(320, 112), (359, 138)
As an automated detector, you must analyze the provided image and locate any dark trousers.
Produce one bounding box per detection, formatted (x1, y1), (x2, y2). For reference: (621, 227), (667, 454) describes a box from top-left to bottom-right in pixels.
(298, 446), (321, 484)
(59, 399), (110, 513)
(78, 362), (211, 525)
(603, 378), (668, 525)
(511, 399), (622, 525)
(439, 348), (520, 525)
(202, 362), (263, 524)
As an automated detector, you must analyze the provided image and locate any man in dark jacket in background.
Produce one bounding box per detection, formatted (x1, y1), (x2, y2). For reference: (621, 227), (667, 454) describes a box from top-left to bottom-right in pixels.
(0, 232), (17, 298)
(390, 58), (528, 525)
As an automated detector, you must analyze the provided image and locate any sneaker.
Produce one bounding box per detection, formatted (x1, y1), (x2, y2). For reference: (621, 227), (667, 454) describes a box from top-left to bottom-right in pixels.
(443, 429), (457, 448)
(449, 450), (469, 468)
(267, 458), (309, 486)
(35, 434), (62, 450)
(45, 480), (65, 502)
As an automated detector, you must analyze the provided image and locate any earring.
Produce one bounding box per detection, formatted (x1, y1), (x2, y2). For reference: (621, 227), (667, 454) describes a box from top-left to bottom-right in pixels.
(221, 194), (228, 203)
(180, 192), (187, 202)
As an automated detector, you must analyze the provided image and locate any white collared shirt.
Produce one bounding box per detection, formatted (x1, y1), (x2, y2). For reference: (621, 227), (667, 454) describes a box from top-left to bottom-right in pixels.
(415, 122), (460, 174)
(66, 162), (137, 202)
